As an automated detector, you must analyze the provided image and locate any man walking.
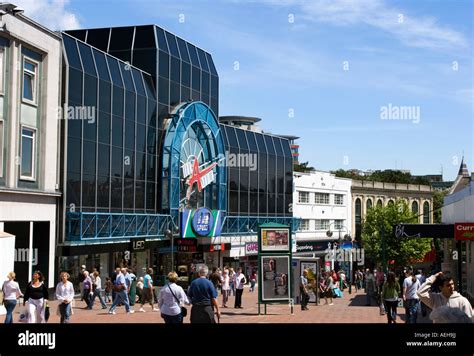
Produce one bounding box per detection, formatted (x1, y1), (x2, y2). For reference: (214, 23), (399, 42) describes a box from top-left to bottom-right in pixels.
(300, 269), (310, 310)
(234, 267), (246, 309)
(187, 265), (220, 323)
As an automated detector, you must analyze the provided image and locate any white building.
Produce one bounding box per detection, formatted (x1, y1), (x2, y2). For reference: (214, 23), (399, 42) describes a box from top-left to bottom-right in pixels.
(441, 164), (474, 304)
(293, 171), (352, 256)
(0, 7), (62, 290)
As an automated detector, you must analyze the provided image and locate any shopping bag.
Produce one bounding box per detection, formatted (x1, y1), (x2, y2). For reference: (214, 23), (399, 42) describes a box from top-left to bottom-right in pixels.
(18, 306), (28, 323)
(44, 305), (50, 322)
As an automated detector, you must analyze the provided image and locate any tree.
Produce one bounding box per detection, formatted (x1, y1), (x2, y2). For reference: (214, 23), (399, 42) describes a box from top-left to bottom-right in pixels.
(294, 161), (315, 173)
(433, 190), (447, 224)
(362, 199), (432, 269)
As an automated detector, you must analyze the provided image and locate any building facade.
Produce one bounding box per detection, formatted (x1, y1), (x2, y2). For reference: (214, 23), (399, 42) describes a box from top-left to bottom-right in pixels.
(351, 180), (434, 241)
(0, 11), (62, 289)
(58, 26), (295, 284)
(293, 171), (352, 258)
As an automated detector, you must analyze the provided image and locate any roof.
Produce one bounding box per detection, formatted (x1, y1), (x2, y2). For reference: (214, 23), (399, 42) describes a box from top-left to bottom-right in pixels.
(219, 116), (261, 123)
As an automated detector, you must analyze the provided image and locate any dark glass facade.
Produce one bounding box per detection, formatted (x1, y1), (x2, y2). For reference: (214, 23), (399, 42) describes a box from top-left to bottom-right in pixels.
(221, 125), (293, 217)
(62, 33), (158, 214)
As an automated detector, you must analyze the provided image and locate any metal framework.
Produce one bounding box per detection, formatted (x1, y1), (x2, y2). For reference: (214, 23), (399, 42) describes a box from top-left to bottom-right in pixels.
(66, 212), (175, 241)
(162, 101), (227, 220)
(222, 216), (301, 235)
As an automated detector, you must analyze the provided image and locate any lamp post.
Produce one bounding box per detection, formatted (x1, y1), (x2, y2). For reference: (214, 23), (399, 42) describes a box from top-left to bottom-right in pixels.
(326, 223), (352, 290)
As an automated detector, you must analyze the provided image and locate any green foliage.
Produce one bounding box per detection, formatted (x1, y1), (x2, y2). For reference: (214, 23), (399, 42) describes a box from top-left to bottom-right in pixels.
(332, 169), (430, 185)
(362, 199), (432, 268)
(433, 190), (448, 224)
(294, 161), (315, 173)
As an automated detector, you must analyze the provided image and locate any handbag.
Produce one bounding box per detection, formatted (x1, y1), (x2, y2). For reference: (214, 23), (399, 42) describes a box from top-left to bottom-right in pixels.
(44, 304), (50, 322)
(168, 284), (187, 317)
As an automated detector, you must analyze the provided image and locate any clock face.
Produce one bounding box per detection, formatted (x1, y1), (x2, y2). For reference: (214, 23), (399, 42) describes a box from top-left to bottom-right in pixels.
(180, 131), (218, 209)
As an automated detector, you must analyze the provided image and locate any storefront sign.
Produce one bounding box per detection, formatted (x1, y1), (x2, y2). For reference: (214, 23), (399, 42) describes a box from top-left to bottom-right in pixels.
(393, 224), (454, 239)
(296, 240), (332, 253)
(455, 223), (474, 241)
(130, 239), (146, 251)
(176, 238), (197, 252)
(201, 243), (230, 252)
(182, 158), (218, 201)
(245, 242), (258, 255)
(180, 208), (223, 238)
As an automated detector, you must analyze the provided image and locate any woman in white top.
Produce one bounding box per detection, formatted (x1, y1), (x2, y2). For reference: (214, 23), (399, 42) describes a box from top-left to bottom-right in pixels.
(158, 271), (189, 324)
(2, 271), (23, 324)
(221, 269), (230, 308)
(55, 272), (75, 323)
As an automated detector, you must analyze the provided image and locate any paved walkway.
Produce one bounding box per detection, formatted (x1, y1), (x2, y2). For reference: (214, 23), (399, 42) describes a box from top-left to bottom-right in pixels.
(1, 286), (432, 324)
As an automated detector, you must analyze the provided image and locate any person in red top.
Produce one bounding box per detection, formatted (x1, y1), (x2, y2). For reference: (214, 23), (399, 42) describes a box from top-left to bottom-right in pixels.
(249, 271), (257, 292)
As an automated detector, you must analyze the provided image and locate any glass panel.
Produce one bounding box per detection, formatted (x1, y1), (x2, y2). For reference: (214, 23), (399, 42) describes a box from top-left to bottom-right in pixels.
(136, 151), (146, 180)
(206, 53), (218, 76)
(120, 62), (134, 92)
(155, 27), (169, 53)
(197, 48), (210, 72)
(112, 115), (123, 147)
(235, 128), (248, 150)
(158, 77), (169, 104)
(136, 96), (147, 125)
(124, 178), (134, 209)
(67, 137), (81, 173)
(229, 190), (239, 214)
(110, 177), (122, 208)
(224, 126), (239, 148)
(240, 191), (249, 214)
(143, 74), (156, 99)
(180, 86), (191, 102)
(255, 132), (267, 153)
(86, 28), (110, 52)
(82, 140), (96, 175)
(111, 146), (123, 178)
(110, 27), (134, 51)
(229, 168), (239, 191)
(83, 74), (97, 107)
(170, 57), (180, 83)
(210, 75), (218, 98)
(98, 143), (110, 176)
(187, 43), (200, 67)
(191, 66), (200, 91)
(68, 71), (83, 107)
(146, 182), (155, 211)
(273, 137), (284, 156)
(131, 68), (146, 96)
(135, 180), (145, 209)
(136, 124), (146, 153)
(83, 113), (97, 142)
(112, 86), (123, 116)
(62, 35), (82, 70)
(97, 176), (110, 208)
(124, 150), (134, 178)
(165, 32), (179, 58)
(106, 57), (123, 87)
(98, 80), (111, 112)
(245, 131), (258, 152)
(176, 37), (190, 63)
(170, 81), (180, 106)
(134, 26), (156, 49)
(98, 111), (111, 144)
(181, 62), (191, 87)
(158, 51), (169, 79)
(23, 72), (33, 101)
(82, 174), (96, 207)
(132, 48), (157, 77)
(201, 71), (210, 96)
(124, 119), (135, 150)
(146, 154), (156, 180)
(93, 50), (110, 82)
(264, 135), (276, 155)
(77, 42), (96, 76)
(66, 172), (80, 206)
(125, 92), (136, 120)
(281, 138), (292, 157)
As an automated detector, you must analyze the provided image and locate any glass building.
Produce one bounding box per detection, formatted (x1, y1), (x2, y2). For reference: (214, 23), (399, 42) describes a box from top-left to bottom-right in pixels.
(59, 26), (295, 282)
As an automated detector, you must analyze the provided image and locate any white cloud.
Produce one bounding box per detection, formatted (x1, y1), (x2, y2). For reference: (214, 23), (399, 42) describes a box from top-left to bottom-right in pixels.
(14, 0), (80, 30)
(262, 0), (469, 50)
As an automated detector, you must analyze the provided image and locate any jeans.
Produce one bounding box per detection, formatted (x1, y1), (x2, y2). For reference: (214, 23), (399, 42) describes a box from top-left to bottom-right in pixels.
(59, 303), (72, 323)
(162, 313), (183, 324)
(109, 290), (131, 313)
(89, 288), (107, 309)
(4, 300), (17, 324)
(405, 299), (419, 323)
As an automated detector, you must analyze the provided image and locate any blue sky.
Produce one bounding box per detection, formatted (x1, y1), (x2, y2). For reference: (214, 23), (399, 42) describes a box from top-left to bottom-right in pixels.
(19, 0), (473, 180)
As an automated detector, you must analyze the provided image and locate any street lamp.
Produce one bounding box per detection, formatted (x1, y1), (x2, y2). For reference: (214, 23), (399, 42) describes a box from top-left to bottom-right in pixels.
(326, 223), (353, 291)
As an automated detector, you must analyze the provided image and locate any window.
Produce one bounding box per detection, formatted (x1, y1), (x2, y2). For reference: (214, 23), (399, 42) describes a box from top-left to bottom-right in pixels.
(300, 219), (310, 231)
(334, 194), (344, 205)
(315, 219), (330, 230)
(366, 199), (372, 211)
(423, 202), (430, 224)
(298, 191), (309, 203)
(334, 219), (344, 230)
(412, 201), (419, 214)
(23, 58), (38, 103)
(376, 199), (383, 207)
(0, 48), (4, 94)
(315, 193), (329, 204)
(20, 127), (36, 180)
(0, 120), (3, 178)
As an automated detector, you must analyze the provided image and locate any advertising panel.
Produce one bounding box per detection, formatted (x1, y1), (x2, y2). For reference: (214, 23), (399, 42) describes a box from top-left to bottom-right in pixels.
(261, 255), (290, 301)
(260, 228), (290, 252)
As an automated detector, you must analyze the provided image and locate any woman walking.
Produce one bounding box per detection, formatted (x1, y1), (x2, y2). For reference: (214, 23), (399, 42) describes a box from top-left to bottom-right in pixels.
(158, 272), (189, 324)
(2, 272), (23, 323)
(23, 271), (49, 323)
(55, 272), (75, 323)
(382, 272), (400, 324)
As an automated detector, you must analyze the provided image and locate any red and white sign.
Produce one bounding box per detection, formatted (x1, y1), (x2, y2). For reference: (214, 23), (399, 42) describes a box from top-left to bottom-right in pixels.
(182, 158), (217, 201)
(454, 223), (474, 241)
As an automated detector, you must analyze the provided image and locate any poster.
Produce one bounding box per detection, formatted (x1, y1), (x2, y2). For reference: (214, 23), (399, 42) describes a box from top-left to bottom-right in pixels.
(301, 262), (318, 303)
(261, 255), (290, 301)
(260, 228), (290, 252)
